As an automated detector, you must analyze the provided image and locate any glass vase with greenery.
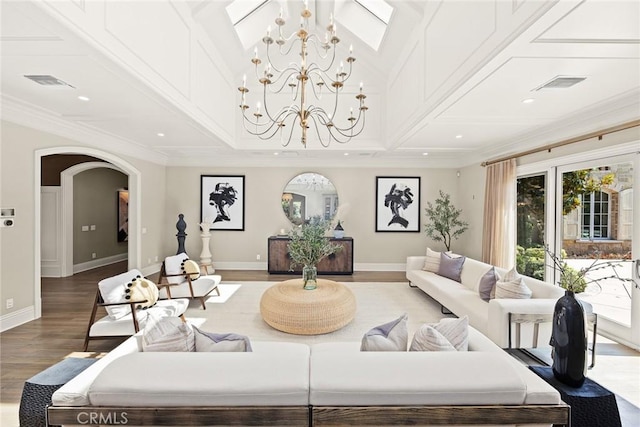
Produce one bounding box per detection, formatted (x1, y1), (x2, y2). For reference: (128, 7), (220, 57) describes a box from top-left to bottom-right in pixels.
(424, 190), (468, 251)
(288, 219), (342, 290)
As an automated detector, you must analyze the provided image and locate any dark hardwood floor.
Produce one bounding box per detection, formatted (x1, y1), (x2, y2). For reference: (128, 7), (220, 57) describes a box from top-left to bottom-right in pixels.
(0, 262), (406, 405)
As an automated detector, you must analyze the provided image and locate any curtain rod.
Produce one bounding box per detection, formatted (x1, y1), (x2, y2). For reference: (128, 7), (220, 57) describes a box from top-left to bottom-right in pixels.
(481, 119), (640, 167)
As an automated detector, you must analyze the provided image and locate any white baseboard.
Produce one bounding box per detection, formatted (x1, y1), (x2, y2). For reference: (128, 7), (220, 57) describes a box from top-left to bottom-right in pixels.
(41, 264), (62, 278)
(354, 263), (405, 272)
(209, 262), (405, 272)
(73, 253), (128, 274)
(212, 261), (267, 271)
(0, 306), (35, 333)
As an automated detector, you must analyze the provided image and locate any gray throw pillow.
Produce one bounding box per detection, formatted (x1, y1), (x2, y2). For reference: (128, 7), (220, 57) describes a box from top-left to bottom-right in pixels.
(438, 252), (466, 282)
(478, 267), (498, 302)
(360, 313), (408, 351)
(193, 326), (252, 352)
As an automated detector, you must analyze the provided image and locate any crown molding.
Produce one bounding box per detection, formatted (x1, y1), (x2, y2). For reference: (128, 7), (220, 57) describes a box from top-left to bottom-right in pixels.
(1, 95), (169, 166)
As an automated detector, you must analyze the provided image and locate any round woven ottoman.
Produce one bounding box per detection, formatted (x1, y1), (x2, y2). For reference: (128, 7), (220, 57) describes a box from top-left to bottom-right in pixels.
(260, 279), (356, 335)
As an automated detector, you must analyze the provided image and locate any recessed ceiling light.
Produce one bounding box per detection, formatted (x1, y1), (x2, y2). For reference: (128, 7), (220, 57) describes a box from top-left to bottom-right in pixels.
(422, 152), (429, 156)
(157, 133), (165, 137)
(522, 98), (535, 104)
(77, 95), (90, 101)
(274, 152), (280, 156)
(344, 152), (349, 156)
(455, 135), (463, 139)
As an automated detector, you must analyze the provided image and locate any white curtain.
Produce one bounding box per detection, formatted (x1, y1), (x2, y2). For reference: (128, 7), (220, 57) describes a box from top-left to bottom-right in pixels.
(482, 159), (517, 268)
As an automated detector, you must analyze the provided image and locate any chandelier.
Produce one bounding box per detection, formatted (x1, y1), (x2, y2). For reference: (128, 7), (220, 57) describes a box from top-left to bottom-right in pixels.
(238, 2), (367, 148)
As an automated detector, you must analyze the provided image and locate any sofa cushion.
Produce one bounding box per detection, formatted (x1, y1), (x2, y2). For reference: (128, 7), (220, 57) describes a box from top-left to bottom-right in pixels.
(51, 336), (141, 407)
(88, 345), (311, 406)
(495, 268), (532, 299)
(410, 316), (468, 352)
(158, 275), (222, 300)
(360, 313), (408, 351)
(422, 248), (442, 272)
(310, 351), (526, 406)
(193, 326), (252, 352)
(438, 252), (466, 282)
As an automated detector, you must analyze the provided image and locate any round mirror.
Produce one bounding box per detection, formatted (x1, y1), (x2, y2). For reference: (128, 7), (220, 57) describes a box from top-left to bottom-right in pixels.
(282, 172), (338, 225)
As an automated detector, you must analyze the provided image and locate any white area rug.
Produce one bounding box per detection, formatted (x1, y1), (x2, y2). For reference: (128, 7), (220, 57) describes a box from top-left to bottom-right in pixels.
(184, 281), (451, 345)
(206, 284), (242, 303)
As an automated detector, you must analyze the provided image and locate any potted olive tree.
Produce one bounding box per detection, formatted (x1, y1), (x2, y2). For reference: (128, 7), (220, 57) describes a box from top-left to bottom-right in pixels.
(288, 219), (342, 290)
(424, 190), (468, 252)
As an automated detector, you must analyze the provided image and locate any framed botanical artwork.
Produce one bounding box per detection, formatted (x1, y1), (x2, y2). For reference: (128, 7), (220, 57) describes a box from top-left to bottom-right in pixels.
(117, 190), (129, 242)
(201, 175), (245, 231)
(375, 176), (420, 232)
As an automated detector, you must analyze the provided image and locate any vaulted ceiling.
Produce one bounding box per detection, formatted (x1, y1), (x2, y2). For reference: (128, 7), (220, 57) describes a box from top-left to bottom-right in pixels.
(1, 0), (639, 167)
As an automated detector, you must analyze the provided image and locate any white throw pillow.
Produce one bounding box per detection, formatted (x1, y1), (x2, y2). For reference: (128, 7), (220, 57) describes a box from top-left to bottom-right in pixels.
(360, 313), (408, 351)
(422, 248), (442, 272)
(410, 316), (469, 352)
(410, 326), (456, 351)
(142, 313), (194, 352)
(164, 253), (190, 285)
(193, 327), (252, 352)
(98, 269), (145, 320)
(495, 268), (532, 299)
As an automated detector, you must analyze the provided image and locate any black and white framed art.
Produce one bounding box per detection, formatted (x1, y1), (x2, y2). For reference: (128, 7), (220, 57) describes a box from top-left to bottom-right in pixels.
(375, 176), (420, 232)
(201, 175), (245, 231)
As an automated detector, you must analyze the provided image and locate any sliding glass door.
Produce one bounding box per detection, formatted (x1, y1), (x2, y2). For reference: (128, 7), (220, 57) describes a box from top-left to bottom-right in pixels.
(518, 149), (639, 348)
(556, 154), (638, 346)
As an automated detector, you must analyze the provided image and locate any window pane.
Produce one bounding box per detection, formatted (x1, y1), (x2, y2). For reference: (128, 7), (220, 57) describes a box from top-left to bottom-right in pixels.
(516, 174), (546, 280)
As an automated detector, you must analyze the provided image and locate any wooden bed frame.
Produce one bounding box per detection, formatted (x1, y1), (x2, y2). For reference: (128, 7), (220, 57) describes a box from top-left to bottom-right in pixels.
(47, 403), (569, 426)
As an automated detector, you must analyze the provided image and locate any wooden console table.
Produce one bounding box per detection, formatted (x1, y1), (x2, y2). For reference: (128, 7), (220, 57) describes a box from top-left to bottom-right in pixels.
(267, 236), (354, 274)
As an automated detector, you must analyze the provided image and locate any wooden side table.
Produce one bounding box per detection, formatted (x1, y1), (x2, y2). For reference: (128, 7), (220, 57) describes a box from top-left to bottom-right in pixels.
(508, 312), (598, 368)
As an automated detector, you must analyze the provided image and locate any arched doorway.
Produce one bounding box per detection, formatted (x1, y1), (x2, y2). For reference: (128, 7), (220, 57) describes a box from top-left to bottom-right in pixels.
(34, 147), (141, 318)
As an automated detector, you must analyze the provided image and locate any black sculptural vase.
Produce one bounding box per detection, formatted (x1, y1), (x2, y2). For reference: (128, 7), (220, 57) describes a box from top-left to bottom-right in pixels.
(550, 290), (587, 387)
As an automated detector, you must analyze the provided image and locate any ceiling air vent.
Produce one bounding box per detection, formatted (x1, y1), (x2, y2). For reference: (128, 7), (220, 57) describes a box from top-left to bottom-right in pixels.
(534, 76), (586, 91)
(24, 75), (75, 88)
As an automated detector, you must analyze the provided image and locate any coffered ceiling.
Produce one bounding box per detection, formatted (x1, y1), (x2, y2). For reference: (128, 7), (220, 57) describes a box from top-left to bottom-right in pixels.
(1, 0), (638, 167)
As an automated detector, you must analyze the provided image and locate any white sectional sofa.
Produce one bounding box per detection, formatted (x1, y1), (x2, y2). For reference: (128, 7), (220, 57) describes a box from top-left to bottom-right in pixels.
(406, 254), (593, 349)
(47, 327), (569, 426)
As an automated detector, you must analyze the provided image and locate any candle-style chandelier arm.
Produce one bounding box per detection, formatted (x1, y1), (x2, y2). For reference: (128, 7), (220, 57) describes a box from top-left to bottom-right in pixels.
(305, 35), (338, 68)
(264, 67), (301, 96)
(265, 39), (301, 74)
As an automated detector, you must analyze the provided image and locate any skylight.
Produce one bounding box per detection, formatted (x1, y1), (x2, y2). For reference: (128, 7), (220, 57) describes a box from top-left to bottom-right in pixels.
(226, 0), (268, 26)
(354, 0), (393, 25)
(335, 0), (393, 51)
(226, 0), (394, 52)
